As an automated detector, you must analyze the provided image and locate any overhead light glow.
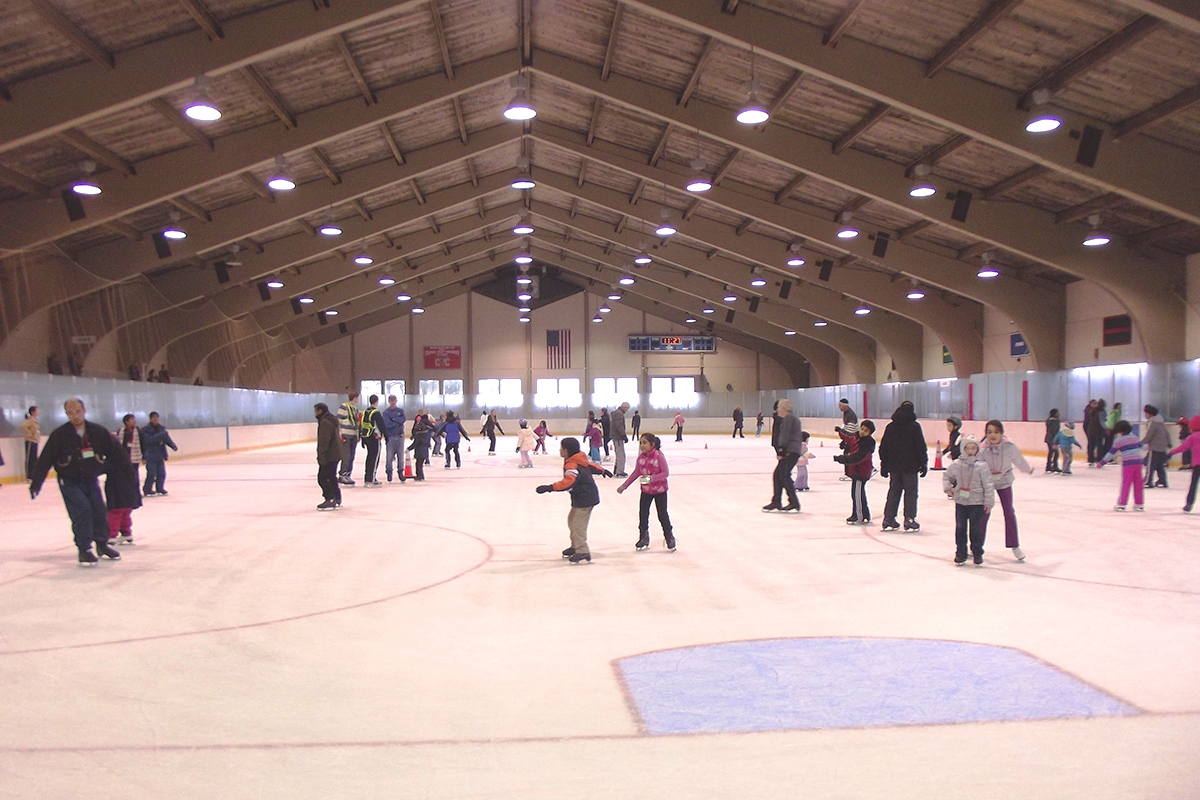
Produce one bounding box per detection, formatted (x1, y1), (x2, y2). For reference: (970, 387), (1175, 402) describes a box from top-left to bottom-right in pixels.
(702, 307), (715, 314)
(736, 93), (770, 125)
(71, 181), (102, 196)
(854, 306), (871, 315)
(319, 225), (342, 236)
(298, 296), (314, 304)
(265, 278), (284, 289)
(634, 251), (652, 265)
(784, 329), (797, 336)
(619, 275), (635, 285)
(267, 175), (295, 191)
(519, 315), (531, 323)
(378, 275), (396, 286)
(183, 101), (221, 122)
(324, 309), (338, 316)
(592, 316), (603, 323)
(517, 291), (533, 302)
(685, 317), (698, 324)
(162, 226), (187, 240)
(787, 257), (805, 267)
(518, 305), (531, 313)
(514, 254), (533, 265)
(750, 277), (767, 287)
(396, 292), (412, 302)
(723, 293), (738, 303)
(686, 176), (712, 193)
(906, 289), (925, 300)
(354, 254), (373, 265)
(813, 319), (828, 327)
(516, 274), (533, 285)
(837, 227), (860, 239)
(1025, 114), (1061, 134)
(511, 177), (536, 190)
(1082, 231), (1112, 247)
(977, 266), (1000, 279)
(608, 291), (622, 300)
(655, 222), (677, 237)
(503, 91), (537, 121)
(909, 183), (937, 198)
(411, 306), (425, 314)
(599, 305), (612, 314)
(513, 221), (535, 235)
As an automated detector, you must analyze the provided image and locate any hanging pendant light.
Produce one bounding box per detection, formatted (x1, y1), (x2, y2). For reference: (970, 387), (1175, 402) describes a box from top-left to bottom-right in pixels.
(183, 76), (222, 122)
(836, 210), (859, 239)
(1025, 89), (1062, 133)
(265, 276), (284, 289)
(503, 74), (536, 121)
(378, 275), (396, 286)
(1082, 214), (1111, 247)
(162, 210), (187, 240)
(513, 214), (535, 236)
(976, 251), (1000, 279)
(267, 156), (295, 191)
(908, 162), (936, 198)
(655, 207), (677, 237)
(736, 46), (770, 125)
(786, 242), (805, 267)
(71, 160), (102, 196)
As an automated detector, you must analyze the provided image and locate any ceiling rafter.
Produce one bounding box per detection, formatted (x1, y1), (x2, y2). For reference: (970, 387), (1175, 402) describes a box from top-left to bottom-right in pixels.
(168, 196), (212, 223)
(429, 0), (455, 80)
(926, 0), (1025, 77)
(587, 98), (604, 144)
(334, 33), (376, 105)
(649, 124), (672, 166)
(833, 103), (891, 155)
(380, 124), (406, 165)
(105, 219), (143, 240)
(148, 97), (213, 151)
(311, 148), (341, 184)
(823, 0), (870, 47)
(176, 0), (224, 41)
(243, 66), (297, 129)
(774, 173), (808, 204)
(1113, 83), (1200, 140)
(452, 96), (469, 144)
(601, 2), (624, 82)
(239, 172), (274, 201)
(1054, 193), (1124, 224)
(1128, 220), (1193, 246)
(906, 133), (972, 173)
(351, 199), (372, 221)
(771, 70), (806, 113)
(896, 219), (933, 241)
(957, 241), (995, 261)
(467, 159), (479, 187)
(28, 0), (114, 69)
(0, 165), (49, 196)
(58, 129), (135, 176)
(981, 164), (1052, 200)
(711, 150), (741, 186)
(1018, 15), (1162, 108)
(520, 0), (532, 64)
(678, 38), (716, 107)
(410, 179), (427, 205)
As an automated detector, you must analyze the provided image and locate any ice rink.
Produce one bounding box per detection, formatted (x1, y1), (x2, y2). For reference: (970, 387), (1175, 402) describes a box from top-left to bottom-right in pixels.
(2, 432), (1198, 799)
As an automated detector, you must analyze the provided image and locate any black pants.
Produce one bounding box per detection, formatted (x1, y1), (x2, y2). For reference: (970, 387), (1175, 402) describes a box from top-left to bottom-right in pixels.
(363, 438), (380, 483)
(955, 504), (985, 557)
(1045, 446), (1059, 472)
(411, 448), (427, 479)
(24, 441), (38, 479)
(487, 432), (496, 453)
(883, 471), (919, 522)
(603, 436), (610, 457)
(445, 442), (461, 467)
(1086, 432), (1104, 464)
(638, 492), (672, 538)
(317, 461), (341, 503)
(850, 477), (870, 521)
(733, 424), (744, 438)
(675, 426), (683, 442)
(1145, 451), (1168, 487)
(1186, 466), (1200, 510)
(772, 452), (800, 507)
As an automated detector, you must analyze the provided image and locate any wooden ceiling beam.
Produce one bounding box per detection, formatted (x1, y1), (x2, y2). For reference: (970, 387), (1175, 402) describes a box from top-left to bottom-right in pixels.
(711, 150), (741, 186)
(149, 97), (213, 151)
(823, 0), (869, 47)
(1113, 83), (1200, 140)
(833, 104), (891, 154)
(678, 38), (716, 107)
(957, 241), (994, 260)
(58, 129), (136, 177)
(105, 219), (143, 240)
(774, 173), (808, 204)
(176, 0), (224, 41)
(311, 148), (341, 185)
(896, 219), (933, 241)
(577, 161), (587, 187)
(630, 179), (647, 205)
(982, 164), (1052, 200)
(771, 70), (806, 113)
(587, 98), (603, 144)
(243, 66), (297, 129)
(906, 133), (972, 173)
(736, 217), (753, 236)
(467, 158), (479, 187)
(410, 179), (426, 205)
(28, 0), (114, 69)
(380, 124), (405, 166)
(837, 195), (871, 217)
(298, 219), (317, 236)
(601, 2), (624, 82)
(168, 196), (212, 223)
(1128, 219), (1192, 246)
(520, 0), (532, 65)
(429, 0), (455, 80)
(335, 33), (376, 105)
(1054, 193), (1124, 224)
(926, 0), (1024, 78)
(683, 198), (702, 220)
(351, 199), (372, 222)
(1019, 15), (1162, 108)
(452, 96), (469, 144)
(239, 172), (274, 201)
(0, 165), (49, 196)
(649, 124), (672, 167)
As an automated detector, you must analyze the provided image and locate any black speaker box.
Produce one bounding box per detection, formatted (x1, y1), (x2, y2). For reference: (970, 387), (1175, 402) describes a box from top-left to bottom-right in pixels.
(951, 191), (973, 223)
(214, 261), (230, 283)
(153, 233), (172, 260)
(290, 298), (304, 315)
(338, 322), (348, 334)
(779, 280), (792, 300)
(725, 309), (736, 324)
(1076, 125), (1103, 168)
(257, 282), (272, 301)
(872, 232), (890, 258)
(818, 260), (834, 282)
(748, 297), (760, 313)
(61, 189), (86, 222)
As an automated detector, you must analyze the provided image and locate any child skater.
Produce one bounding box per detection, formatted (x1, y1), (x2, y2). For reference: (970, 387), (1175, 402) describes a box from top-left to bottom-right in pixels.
(794, 431), (813, 491)
(1053, 421), (1082, 475)
(943, 415), (962, 462)
(617, 433), (676, 553)
(586, 419), (603, 463)
(533, 420), (552, 455)
(834, 420), (875, 525)
(980, 419), (1035, 562)
(1170, 415), (1200, 512)
(406, 413), (431, 481)
(535, 437), (610, 564)
(755, 411), (764, 438)
(1097, 419), (1146, 511)
(516, 419), (536, 468)
(105, 427), (142, 546)
(943, 435), (994, 565)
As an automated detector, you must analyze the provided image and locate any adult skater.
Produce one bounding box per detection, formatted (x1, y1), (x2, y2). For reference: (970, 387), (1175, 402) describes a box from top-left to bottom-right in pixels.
(482, 410), (504, 456)
(878, 400), (927, 532)
(732, 405), (745, 438)
(21, 406), (39, 481)
(672, 410), (685, 442)
(441, 411), (469, 468)
(381, 395), (407, 483)
(140, 412), (178, 497)
(631, 409), (641, 439)
(28, 398), (129, 565)
(314, 403), (342, 510)
(763, 399), (802, 513)
(600, 407), (612, 459)
(838, 398), (858, 426)
(337, 392), (361, 485)
(1142, 405), (1170, 489)
(611, 401), (629, 477)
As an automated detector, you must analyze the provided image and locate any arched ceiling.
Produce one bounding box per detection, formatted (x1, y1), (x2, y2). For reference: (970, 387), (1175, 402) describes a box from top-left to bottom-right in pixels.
(1, 0), (1197, 385)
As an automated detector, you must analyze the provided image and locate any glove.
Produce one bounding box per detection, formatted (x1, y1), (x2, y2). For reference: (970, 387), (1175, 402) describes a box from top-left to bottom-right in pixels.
(833, 455), (845, 464)
(919, 466), (928, 478)
(602, 469), (614, 478)
(515, 446), (520, 453)
(535, 484), (553, 494)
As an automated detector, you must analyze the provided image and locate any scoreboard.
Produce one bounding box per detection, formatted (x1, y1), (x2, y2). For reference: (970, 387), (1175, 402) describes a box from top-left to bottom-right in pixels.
(628, 334), (716, 353)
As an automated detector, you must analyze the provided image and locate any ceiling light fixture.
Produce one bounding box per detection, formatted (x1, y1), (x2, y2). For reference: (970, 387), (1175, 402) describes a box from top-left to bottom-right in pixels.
(634, 249), (652, 265)
(736, 45), (770, 125)
(266, 156), (295, 191)
(513, 214), (535, 236)
(599, 304), (612, 314)
(1082, 213), (1111, 247)
(183, 76), (221, 122)
(786, 242), (805, 267)
(784, 329), (797, 336)
(908, 163), (936, 198)
(518, 305), (532, 313)
(1025, 88), (1062, 134)
(319, 223), (343, 236)
(71, 160), (101, 196)
(516, 270), (533, 286)
(685, 316), (698, 324)
(836, 211), (859, 239)
(353, 253), (374, 265)
(162, 210), (187, 240)
(750, 267), (767, 288)
(619, 275), (635, 285)
(854, 305), (871, 315)
(298, 296), (314, 304)
(514, 253), (533, 265)
(520, 315), (532, 323)
(511, 152), (536, 190)
(723, 288), (739, 303)
(608, 289), (622, 300)
(655, 207), (677, 237)
(265, 277), (284, 289)
(813, 319), (828, 327)
(517, 290), (533, 302)
(503, 73), (536, 121)
(702, 306), (715, 315)
(411, 298), (425, 314)
(976, 251), (1000, 279)
(592, 315), (603, 323)
(324, 309), (339, 316)
(906, 288), (925, 300)
(378, 275), (396, 286)
(686, 158), (713, 193)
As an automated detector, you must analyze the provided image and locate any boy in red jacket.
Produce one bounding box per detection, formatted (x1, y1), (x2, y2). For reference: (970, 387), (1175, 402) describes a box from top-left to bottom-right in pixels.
(834, 420), (876, 525)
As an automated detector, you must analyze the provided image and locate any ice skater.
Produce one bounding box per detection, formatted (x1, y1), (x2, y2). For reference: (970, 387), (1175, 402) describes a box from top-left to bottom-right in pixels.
(1053, 422), (1082, 475)
(1097, 420), (1146, 511)
(980, 419), (1034, 561)
(834, 420), (875, 525)
(516, 419), (536, 468)
(441, 411), (469, 469)
(794, 431), (813, 491)
(617, 433), (676, 553)
(534, 420), (551, 454)
(1169, 415), (1200, 512)
(943, 436), (994, 565)
(535, 437), (610, 564)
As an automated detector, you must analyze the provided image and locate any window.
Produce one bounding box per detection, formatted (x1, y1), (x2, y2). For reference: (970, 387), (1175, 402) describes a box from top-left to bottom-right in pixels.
(359, 380), (383, 405)
(592, 377), (638, 408)
(648, 376), (699, 409)
(443, 380), (463, 397)
(384, 379), (405, 400)
(479, 378), (524, 408)
(535, 377), (582, 409)
(419, 380), (441, 403)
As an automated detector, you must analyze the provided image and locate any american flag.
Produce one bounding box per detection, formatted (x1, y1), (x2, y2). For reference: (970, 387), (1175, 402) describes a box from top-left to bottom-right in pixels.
(547, 329), (571, 369)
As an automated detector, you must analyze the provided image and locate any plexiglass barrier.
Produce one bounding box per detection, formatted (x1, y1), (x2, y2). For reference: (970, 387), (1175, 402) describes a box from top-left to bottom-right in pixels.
(0, 371), (338, 435)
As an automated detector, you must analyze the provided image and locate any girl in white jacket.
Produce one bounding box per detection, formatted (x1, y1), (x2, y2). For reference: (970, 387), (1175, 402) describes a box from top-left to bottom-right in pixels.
(943, 436), (995, 565)
(980, 419), (1035, 562)
(516, 419), (536, 468)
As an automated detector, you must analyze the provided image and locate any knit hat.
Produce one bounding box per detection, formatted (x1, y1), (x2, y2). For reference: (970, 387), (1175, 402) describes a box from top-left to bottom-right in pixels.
(961, 434), (980, 453)
(841, 421), (859, 435)
(1191, 415), (1200, 433)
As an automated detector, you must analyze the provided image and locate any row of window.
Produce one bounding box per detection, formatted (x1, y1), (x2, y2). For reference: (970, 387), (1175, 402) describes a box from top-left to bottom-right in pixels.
(358, 377), (699, 409)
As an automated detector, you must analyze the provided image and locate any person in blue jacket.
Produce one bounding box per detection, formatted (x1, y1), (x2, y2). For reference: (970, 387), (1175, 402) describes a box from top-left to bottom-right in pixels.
(141, 411), (178, 497)
(381, 395), (407, 483)
(441, 411), (470, 469)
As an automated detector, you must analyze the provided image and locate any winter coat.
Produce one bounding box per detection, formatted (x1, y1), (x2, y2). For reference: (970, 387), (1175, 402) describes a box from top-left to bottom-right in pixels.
(30, 420), (129, 494)
(481, 416), (504, 437)
(441, 420), (468, 445)
(587, 425), (603, 449)
(979, 438), (1032, 490)
(1044, 415), (1061, 445)
(140, 423), (178, 462)
(673, 413), (685, 429)
(516, 428), (536, 452)
(775, 413), (804, 455)
(610, 409), (626, 442)
(1085, 405), (1106, 437)
(943, 454), (995, 508)
(337, 401), (360, 440)
(104, 454), (142, 511)
(837, 434), (875, 479)
(1053, 430), (1081, 453)
(316, 411), (341, 465)
(381, 406), (407, 439)
(618, 448), (669, 495)
(733, 408), (744, 426)
(1106, 407), (1122, 431)
(878, 404), (928, 476)
(1169, 431), (1200, 463)
(407, 419), (432, 455)
(1140, 414), (1170, 453)
(600, 412), (611, 441)
(1100, 433), (1146, 467)
(943, 428), (961, 461)
(551, 451), (605, 507)
(20, 417), (39, 443)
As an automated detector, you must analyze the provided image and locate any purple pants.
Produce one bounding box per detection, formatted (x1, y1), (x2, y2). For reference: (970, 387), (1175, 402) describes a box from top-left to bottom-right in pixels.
(981, 485), (1019, 548)
(1118, 464), (1144, 507)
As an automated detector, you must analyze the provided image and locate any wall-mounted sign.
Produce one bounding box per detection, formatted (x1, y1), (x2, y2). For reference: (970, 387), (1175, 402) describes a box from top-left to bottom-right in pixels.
(1010, 332), (1029, 357)
(628, 335), (716, 353)
(70, 335), (97, 345)
(1102, 314), (1132, 347)
(423, 345), (461, 369)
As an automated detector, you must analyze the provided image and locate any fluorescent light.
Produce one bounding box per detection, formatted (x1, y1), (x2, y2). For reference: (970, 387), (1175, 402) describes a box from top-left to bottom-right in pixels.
(977, 266), (1000, 279)
(183, 101), (221, 121)
(854, 306), (871, 315)
(909, 184), (936, 198)
(906, 289), (925, 300)
(298, 296), (314, 304)
(511, 177), (536, 190)
(787, 257), (805, 267)
(837, 227), (860, 239)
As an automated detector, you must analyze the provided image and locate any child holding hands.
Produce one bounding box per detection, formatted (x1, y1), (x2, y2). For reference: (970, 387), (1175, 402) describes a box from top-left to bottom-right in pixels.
(617, 433), (676, 553)
(943, 435), (994, 565)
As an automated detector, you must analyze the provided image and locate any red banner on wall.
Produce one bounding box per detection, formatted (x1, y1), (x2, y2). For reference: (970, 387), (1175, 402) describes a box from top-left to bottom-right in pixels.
(424, 345), (461, 369)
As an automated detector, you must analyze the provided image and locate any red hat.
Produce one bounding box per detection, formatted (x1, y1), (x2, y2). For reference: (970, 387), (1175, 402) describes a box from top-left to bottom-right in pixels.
(1191, 415), (1200, 432)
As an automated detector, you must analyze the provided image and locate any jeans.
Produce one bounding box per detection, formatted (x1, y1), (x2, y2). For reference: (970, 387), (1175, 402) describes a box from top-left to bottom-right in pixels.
(981, 485), (1020, 548)
(772, 452), (801, 507)
(58, 477), (109, 550)
(1145, 451), (1168, 487)
(385, 437), (404, 479)
(143, 460), (166, 494)
(363, 437), (380, 483)
(955, 504), (985, 557)
(638, 492), (672, 538)
(317, 461), (341, 503)
(883, 472), (919, 522)
(339, 436), (357, 478)
(445, 442), (461, 467)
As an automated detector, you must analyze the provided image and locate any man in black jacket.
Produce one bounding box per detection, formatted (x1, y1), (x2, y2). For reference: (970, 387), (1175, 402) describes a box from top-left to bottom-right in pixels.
(29, 398), (131, 565)
(315, 403), (342, 510)
(878, 400), (928, 532)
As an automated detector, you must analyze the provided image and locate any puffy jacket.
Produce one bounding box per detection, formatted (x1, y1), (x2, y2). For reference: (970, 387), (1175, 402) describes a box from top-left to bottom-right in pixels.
(943, 454), (995, 507)
(1053, 430), (1081, 452)
(316, 411), (341, 465)
(979, 438), (1032, 490)
(878, 404), (927, 476)
(551, 451), (604, 507)
(775, 413), (803, 455)
(441, 420), (468, 445)
(380, 406), (406, 439)
(517, 428), (537, 452)
(1169, 430), (1200, 463)
(1044, 415), (1060, 445)
(838, 434), (875, 479)
(618, 448), (669, 495)
(140, 424), (178, 462)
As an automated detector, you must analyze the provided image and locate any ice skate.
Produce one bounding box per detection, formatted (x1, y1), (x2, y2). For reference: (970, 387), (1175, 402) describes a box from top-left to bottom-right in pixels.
(96, 542), (121, 561)
(77, 548), (98, 566)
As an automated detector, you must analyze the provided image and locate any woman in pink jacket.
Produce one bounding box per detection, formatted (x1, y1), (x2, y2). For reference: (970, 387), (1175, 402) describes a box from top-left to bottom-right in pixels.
(1169, 414), (1200, 513)
(618, 433), (677, 553)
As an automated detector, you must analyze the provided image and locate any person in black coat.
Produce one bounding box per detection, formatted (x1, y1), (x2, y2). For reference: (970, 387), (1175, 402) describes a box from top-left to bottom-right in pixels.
(878, 400), (928, 532)
(600, 408), (612, 458)
(408, 413), (433, 480)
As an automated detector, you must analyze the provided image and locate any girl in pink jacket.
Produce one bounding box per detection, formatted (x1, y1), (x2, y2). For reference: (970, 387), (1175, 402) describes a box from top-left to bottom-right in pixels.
(1169, 414), (1200, 513)
(618, 433), (677, 553)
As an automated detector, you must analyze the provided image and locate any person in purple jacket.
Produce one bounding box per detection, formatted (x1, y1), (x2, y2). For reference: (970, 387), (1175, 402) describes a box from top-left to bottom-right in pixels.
(1169, 414), (1200, 513)
(617, 433), (676, 553)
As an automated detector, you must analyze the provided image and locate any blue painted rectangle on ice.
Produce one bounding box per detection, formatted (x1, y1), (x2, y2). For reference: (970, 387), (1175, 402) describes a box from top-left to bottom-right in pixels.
(618, 638), (1137, 735)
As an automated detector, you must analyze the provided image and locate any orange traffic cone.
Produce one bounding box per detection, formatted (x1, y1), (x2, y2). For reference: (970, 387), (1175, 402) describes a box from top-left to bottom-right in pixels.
(931, 441), (945, 471)
(403, 451), (414, 478)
